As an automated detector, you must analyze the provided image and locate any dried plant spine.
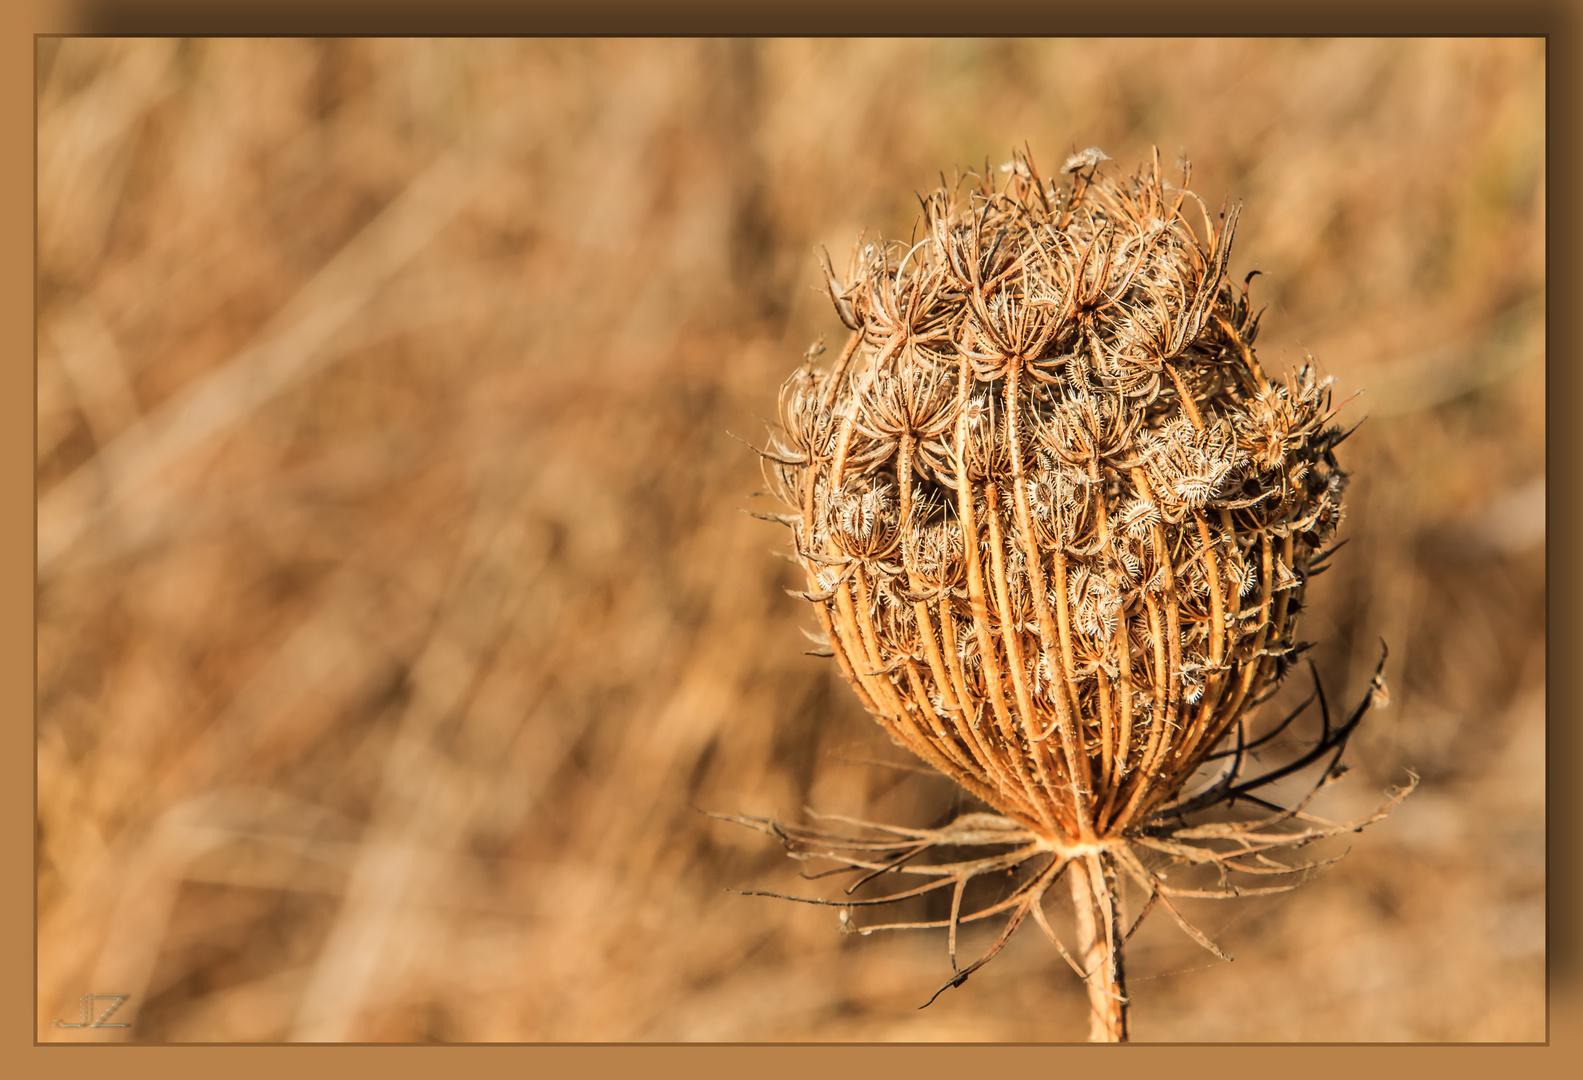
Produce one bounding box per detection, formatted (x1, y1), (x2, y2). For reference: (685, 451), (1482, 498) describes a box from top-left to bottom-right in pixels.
(745, 148), (1411, 1042)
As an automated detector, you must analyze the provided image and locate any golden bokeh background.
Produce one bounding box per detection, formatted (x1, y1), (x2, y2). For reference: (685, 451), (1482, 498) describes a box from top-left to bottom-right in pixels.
(37, 38), (1544, 1041)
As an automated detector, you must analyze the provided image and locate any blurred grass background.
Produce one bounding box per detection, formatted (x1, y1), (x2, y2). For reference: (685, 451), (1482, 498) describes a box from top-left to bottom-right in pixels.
(36, 38), (1544, 1042)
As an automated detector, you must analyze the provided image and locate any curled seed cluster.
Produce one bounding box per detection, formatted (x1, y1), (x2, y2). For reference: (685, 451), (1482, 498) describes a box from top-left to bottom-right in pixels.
(763, 149), (1351, 843)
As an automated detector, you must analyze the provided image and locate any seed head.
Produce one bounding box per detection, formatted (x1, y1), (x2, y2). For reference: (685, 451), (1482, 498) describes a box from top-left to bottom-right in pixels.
(770, 149), (1356, 840)
(742, 148), (1410, 1038)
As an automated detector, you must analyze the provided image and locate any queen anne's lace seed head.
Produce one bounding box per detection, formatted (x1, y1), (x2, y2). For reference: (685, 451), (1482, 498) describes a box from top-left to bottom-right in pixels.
(746, 149), (1401, 1042)
(769, 147), (1351, 840)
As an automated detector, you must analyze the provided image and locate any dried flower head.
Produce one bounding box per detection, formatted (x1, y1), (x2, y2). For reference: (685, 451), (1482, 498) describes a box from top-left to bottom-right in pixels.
(739, 148), (1412, 1041)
